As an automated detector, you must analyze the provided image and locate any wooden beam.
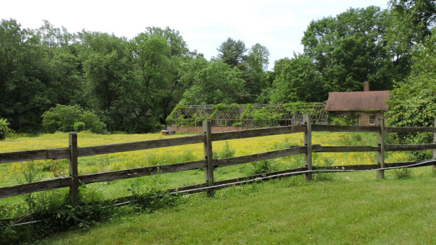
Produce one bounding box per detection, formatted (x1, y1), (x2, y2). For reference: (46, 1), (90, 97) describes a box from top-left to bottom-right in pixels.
(386, 144), (436, 151)
(69, 132), (79, 207)
(211, 125), (306, 141)
(203, 120), (214, 197)
(376, 118), (386, 179)
(168, 167), (307, 193)
(78, 160), (206, 184)
(312, 145), (380, 152)
(0, 135), (204, 165)
(0, 148), (70, 165)
(434, 118), (436, 173)
(386, 127), (436, 133)
(312, 125), (380, 133)
(304, 114), (312, 181)
(169, 167), (309, 195)
(0, 178), (71, 199)
(214, 147), (306, 168)
(77, 135), (205, 157)
(313, 161), (430, 171)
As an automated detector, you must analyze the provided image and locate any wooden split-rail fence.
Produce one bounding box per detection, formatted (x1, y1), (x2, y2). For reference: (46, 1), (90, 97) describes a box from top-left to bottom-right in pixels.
(1, 115), (436, 206)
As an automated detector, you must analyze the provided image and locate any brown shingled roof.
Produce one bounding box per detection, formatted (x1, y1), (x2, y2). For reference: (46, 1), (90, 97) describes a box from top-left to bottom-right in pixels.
(325, 91), (389, 111)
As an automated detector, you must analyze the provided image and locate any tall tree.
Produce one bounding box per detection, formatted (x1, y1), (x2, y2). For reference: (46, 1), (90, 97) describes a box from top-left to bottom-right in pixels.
(270, 54), (324, 103)
(179, 57), (247, 105)
(217, 38), (247, 69)
(387, 33), (436, 128)
(385, 0), (436, 81)
(37, 20), (86, 107)
(131, 31), (171, 131)
(245, 43), (270, 102)
(0, 19), (55, 130)
(141, 27), (191, 126)
(78, 31), (139, 131)
(389, 0), (436, 41)
(302, 6), (395, 93)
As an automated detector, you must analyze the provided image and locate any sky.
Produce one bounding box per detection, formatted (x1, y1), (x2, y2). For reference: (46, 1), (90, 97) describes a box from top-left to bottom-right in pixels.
(2, 0), (389, 69)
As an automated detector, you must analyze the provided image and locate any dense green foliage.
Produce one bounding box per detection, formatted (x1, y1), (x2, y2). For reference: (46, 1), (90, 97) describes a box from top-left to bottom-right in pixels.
(0, 118), (13, 140)
(42, 104), (106, 133)
(386, 35), (436, 129)
(270, 54), (323, 103)
(0, 0), (434, 134)
(385, 32), (436, 160)
(302, 6), (396, 92)
(166, 102), (321, 127)
(179, 58), (247, 104)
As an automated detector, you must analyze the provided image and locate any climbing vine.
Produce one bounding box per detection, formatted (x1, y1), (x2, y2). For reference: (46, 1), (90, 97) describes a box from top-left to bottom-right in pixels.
(166, 102), (325, 127)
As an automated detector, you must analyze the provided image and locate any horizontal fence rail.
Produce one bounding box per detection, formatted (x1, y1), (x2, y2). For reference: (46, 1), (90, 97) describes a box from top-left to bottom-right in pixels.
(79, 160), (206, 184)
(312, 145), (380, 152)
(386, 144), (436, 151)
(0, 135), (205, 165)
(311, 125), (380, 133)
(0, 148), (70, 165)
(0, 178), (72, 199)
(386, 127), (436, 133)
(212, 125), (306, 141)
(77, 135), (205, 157)
(1, 116), (436, 208)
(214, 147), (306, 168)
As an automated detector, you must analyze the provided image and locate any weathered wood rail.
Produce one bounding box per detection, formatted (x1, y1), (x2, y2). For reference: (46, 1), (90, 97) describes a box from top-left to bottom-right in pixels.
(1, 116), (435, 204)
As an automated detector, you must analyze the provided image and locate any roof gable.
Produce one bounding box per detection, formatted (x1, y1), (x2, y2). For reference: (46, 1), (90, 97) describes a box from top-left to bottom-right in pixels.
(325, 91), (389, 111)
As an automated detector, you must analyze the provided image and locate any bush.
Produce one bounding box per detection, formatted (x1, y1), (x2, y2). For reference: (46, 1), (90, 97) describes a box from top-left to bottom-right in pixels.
(232, 122), (242, 127)
(250, 159), (277, 175)
(218, 141), (236, 159)
(42, 105), (83, 133)
(0, 118), (13, 140)
(42, 105), (106, 133)
(393, 168), (412, 179)
(74, 122), (86, 132)
(328, 112), (360, 126)
(80, 111), (106, 133)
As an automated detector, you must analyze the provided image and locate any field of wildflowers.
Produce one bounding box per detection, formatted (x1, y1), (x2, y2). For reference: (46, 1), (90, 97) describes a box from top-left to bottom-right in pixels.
(0, 130), (429, 217)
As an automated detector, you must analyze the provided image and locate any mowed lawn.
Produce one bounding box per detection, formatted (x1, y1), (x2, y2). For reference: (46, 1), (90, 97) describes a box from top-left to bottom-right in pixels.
(41, 174), (436, 244)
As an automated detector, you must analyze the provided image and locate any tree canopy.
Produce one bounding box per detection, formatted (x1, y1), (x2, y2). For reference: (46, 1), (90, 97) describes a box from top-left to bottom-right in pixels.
(1, 0), (434, 134)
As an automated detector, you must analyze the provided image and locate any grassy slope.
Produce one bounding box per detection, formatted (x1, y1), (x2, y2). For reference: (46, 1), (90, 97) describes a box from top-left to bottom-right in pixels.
(42, 174), (436, 245)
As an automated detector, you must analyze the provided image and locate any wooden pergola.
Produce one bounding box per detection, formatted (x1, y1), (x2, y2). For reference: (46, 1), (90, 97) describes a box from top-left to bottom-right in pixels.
(167, 103), (327, 129)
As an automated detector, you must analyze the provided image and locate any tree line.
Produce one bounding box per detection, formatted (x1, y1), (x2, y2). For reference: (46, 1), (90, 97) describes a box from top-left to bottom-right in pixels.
(1, 0), (435, 133)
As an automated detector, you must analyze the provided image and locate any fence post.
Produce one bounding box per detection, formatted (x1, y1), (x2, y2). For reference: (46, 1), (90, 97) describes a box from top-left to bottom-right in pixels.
(303, 114), (312, 181)
(433, 118), (436, 172)
(69, 132), (79, 206)
(203, 120), (214, 197)
(376, 118), (385, 179)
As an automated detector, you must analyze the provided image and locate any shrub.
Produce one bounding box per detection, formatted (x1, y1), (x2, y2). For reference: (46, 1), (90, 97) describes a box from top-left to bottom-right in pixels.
(74, 122), (86, 132)
(218, 141), (236, 159)
(0, 118), (13, 140)
(232, 122), (242, 127)
(42, 105), (83, 133)
(42, 105), (106, 133)
(328, 112), (360, 126)
(393, 168), (412, 179)
(80, 111), (106, 133)
(250, 159), (277, 175)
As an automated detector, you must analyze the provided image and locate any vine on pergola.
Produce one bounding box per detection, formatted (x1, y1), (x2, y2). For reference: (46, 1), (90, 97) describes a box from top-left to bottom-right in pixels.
(166, 102), (327, 127)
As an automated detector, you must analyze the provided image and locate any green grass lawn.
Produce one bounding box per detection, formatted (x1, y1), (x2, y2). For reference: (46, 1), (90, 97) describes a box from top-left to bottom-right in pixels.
(40, 171), (436, 245)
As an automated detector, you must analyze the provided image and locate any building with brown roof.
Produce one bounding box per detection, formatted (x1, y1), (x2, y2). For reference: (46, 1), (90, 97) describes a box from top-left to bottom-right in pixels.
(325, 82), (389, 126)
